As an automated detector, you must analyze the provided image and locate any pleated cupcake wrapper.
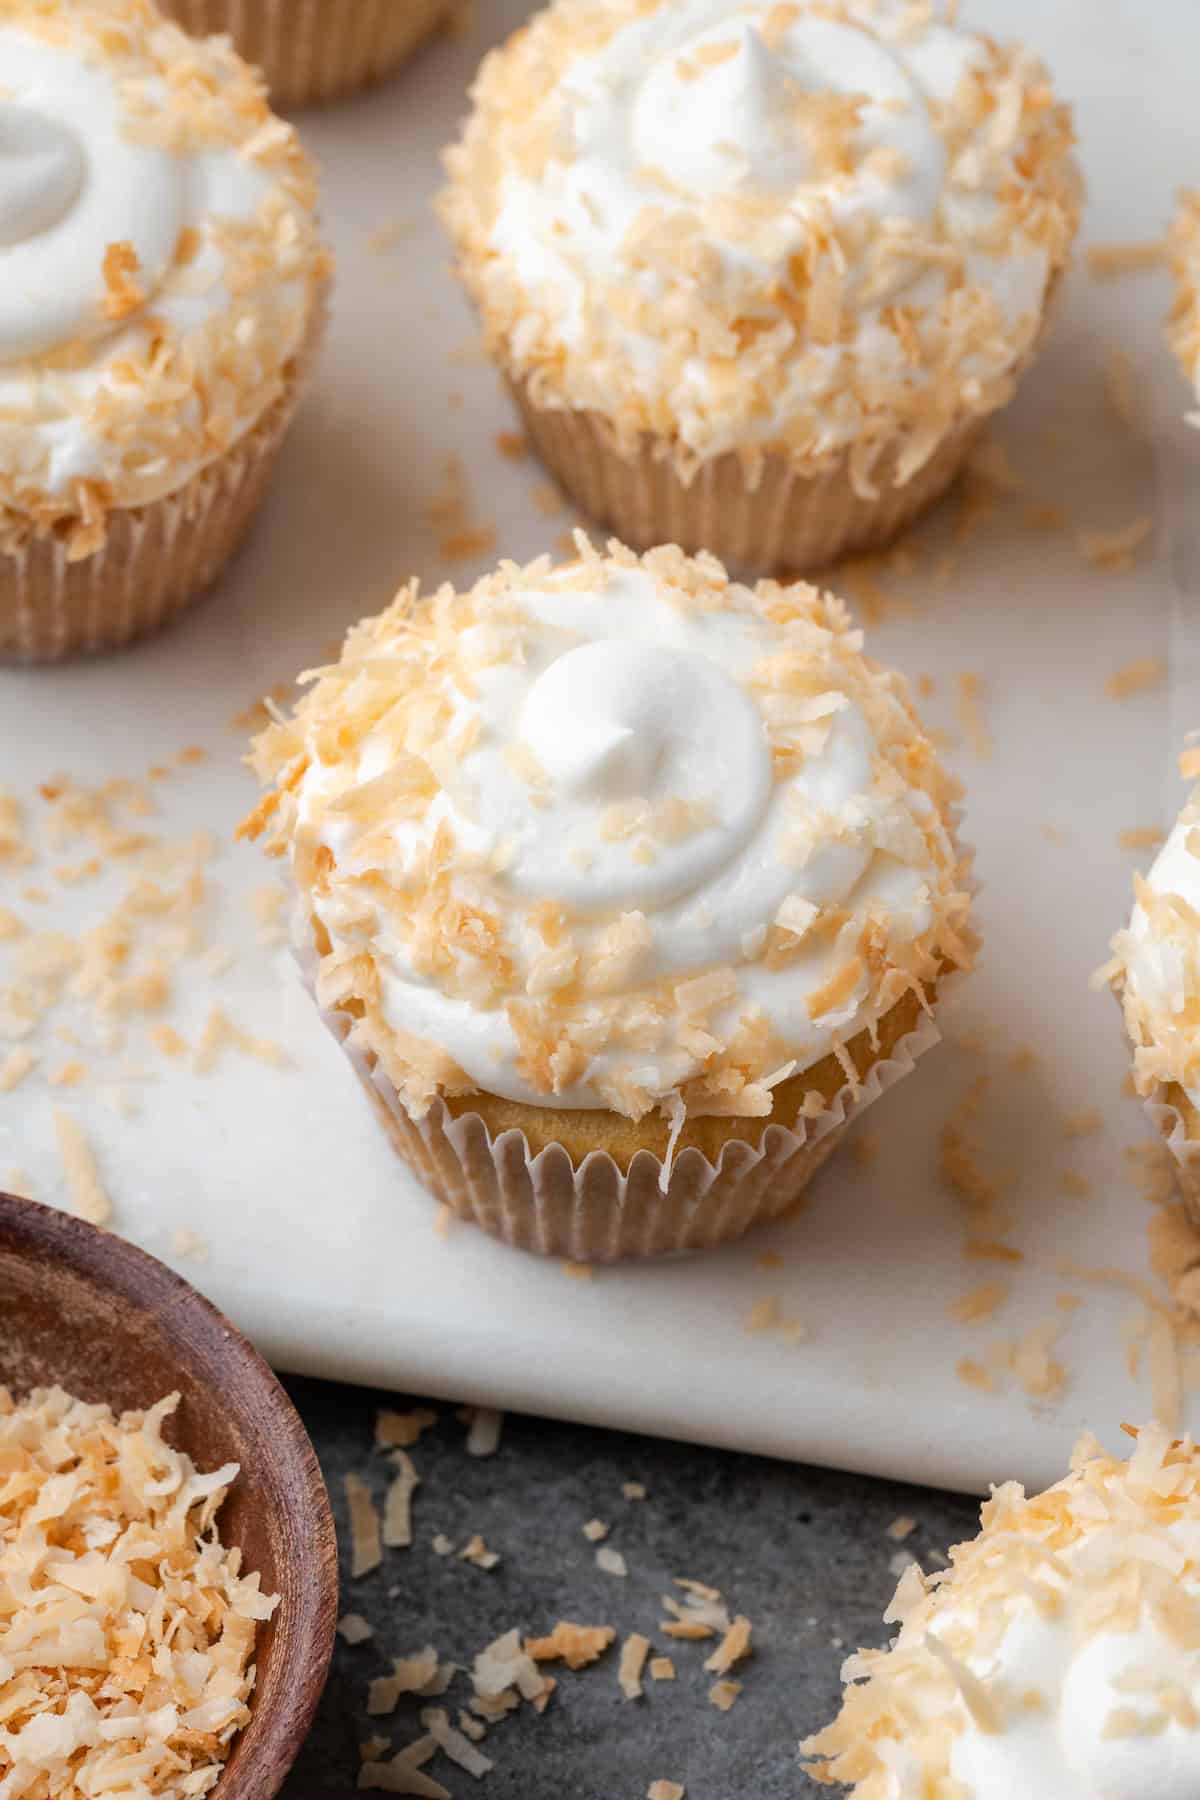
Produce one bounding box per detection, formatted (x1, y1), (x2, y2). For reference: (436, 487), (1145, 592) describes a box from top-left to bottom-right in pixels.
(1, 304), (324, 666)
(510, 380), (984, 574)
(164, 0), (454, 108)
(299, 939), (951, 1262)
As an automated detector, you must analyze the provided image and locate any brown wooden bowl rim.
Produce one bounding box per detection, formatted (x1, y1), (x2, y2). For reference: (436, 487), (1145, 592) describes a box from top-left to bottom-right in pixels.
(0, 1191), (338, 1800)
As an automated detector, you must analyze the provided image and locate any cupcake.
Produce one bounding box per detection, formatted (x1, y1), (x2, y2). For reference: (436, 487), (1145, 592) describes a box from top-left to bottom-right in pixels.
(440, 0), (1080, 574)
(242, 537), (975, 1261)
(1103, 765), (1200, 1222)
(162, 0), (457, 110)
(0, 0), (331, 664)
(1170, 192), (1200, 416)
(803, 1423), (1200, 1796)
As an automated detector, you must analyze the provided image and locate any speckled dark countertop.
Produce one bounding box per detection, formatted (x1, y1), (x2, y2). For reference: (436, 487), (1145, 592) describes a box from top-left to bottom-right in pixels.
(282, 1376), (979, 1798)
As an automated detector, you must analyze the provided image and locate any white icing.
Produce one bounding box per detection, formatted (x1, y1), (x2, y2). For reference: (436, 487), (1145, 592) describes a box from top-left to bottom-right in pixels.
(485, 0), (1056, 457)
(296, 559), (952, 1113)
(1125, 815), (1200, 1107)
(0, 23), (316, 508)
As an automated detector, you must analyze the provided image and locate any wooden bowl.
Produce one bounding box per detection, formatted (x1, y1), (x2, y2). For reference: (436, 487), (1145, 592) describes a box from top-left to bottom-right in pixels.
(0, 1192), (338, 1800)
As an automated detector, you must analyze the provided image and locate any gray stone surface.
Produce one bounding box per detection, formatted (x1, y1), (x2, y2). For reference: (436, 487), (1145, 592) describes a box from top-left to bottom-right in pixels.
(282, 1377), (979, 1797)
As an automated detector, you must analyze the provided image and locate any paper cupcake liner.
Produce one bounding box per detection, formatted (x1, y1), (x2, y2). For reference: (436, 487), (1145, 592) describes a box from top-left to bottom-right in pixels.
(1, 308), (324, 666)
(305, 947), (947, 1261)
(164, 0), (454, 108)
(510, 381), (984, 574)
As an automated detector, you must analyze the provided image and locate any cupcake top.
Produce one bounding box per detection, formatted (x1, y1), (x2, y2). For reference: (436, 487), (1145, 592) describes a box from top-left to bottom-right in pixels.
(441, 0), (1079, 479)
(1169, 193), (1200, 416)
(245, 538), (972, 1124)
(1105, 780), (1200, 1107)
(0, 0), (330, 557)
(803, 1424), (1200, 1800)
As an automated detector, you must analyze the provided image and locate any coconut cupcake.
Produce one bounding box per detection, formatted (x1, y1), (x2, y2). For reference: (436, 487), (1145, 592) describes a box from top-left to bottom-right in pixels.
(803, 1423), (1200, 1797)
(1102, 762), (1200, 1223)
(440, 0), (1080, 573)
(243, 537), (975, 1261)
(0, 0), (331, 664)
(162, 0), (457, 110)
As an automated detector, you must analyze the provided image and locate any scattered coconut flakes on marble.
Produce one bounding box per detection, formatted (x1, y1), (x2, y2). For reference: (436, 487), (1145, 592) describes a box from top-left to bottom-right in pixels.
(596, 1545), (628, 1578)
(1105, 656), (1165, 700)
(526, 1623), (616, 1671)
(623, 1481), (647, 1501)
(1078, 516), (1154, 571)
(704, 1616), (753, 1675)
(582, 1519), (610, 1542)
(376, 1407), (438, 1449)
(420, 1708), (495, 1779)
(956, 672), (992, 760)
(1103, 349), (1140, 432)
(885, 1516), (917, 1542)
(648, 1784), (685, 1800)
(955, 1357), (996, 1392)
(346, 1473), (384, 1577)
(649, 1656), (677, 1681)
(1008, 1314), (1068, 1400)
(1086, 240), (1165, 276)
(948, 1281), (1008, 1325)
(708, 1679), (742, 1711)
(618, 1633), (652, 1700)
(53, 1107), (112, 1226)
(384, 1451), (420, 1549)
(464, 1407), (504, 1458)
(459, 1533), (501, 1570)
(562, 1260), (594, 1280)
(339, 1613), (375, 1645)
(170, 1225), (208, 1260)
(495, 431), (527, 460)
(1149, 1308), (1182, 1431)
(1117, 825), (1165, 852)
(744, 1296), (780, 1334)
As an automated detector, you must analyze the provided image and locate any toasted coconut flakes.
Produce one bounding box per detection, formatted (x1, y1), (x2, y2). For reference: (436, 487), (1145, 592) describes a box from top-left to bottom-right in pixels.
(457, 1710), (487, 1742)
(339, 1613), (375, 1645)
(886, 1516), (917, 1542)
(420, 1708), (495, 1778)
(649, 1656), (676, 1681)
(368, 1648), (441, 1714)
(432, 1534), (455, 1556)
(704, 1616), (753, 1675)
(346, 1473), (384, 1576)
(1086, 241), (1165, 276)
(1078, 516), (1154, 571)
(618, 1633), (652, 1699)
(744, 1296), (780, 1334)
(1118, 826), (1164, 852)
(596, 1545), (628, 1577)
(956, 1357), (996, 1392)
(583, 1519), (610, 1542)
(495, 431), (528, 460)
(1105, 656), (1165, 700)
(956, 672), (992, 760)
(648, 1785), (685, 1800)
(53, 1108), (111, 1226)
(0, 1387), (274, 1799)
(361, 1736), (392, 1761)
(459, 1533), (501, 1570)
(358, 1748), (451, 1798)
(708, 1679), (742, 1711)
(376, 1407), (438, 1449)
(465, 1407), (504, 1458)
(1149, 1309), (1182, 1431)
(1009, 1315), (1068, 1400)
(949, 1281), (1008, 1325)
(623, 1481), (647, 1500)
(384, 1451), (420, 1549)
(170, 1225), (209, 1260)
(0, 1045), (36, 1091)
(526, 1623), (616, 1670)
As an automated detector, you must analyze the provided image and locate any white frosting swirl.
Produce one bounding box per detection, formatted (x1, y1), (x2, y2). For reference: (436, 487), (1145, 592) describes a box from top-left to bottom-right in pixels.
(445, 0), (1079, 466)
(270, 547), (966, 1121)
(1121, 806), (1200, 1106)
(0, 8), (325, 530)
(803, 1426), (1200, 1800)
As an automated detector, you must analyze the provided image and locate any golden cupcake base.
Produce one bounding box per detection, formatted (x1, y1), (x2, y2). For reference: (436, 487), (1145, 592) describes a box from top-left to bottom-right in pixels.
(164, 0), (455, 108)
(510, 378), (983, 574)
